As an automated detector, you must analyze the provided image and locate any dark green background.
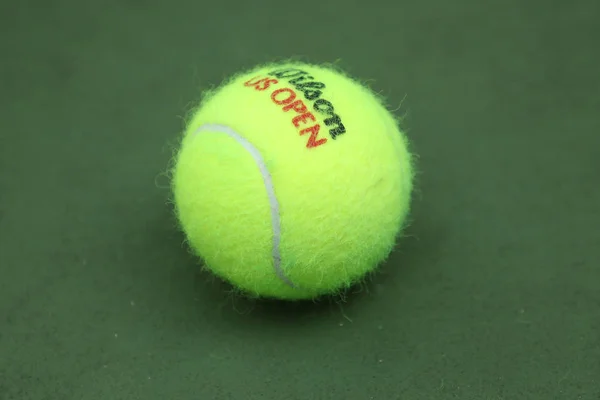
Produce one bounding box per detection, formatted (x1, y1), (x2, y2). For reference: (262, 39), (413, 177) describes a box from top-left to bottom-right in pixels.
(1, 0), (599, 399)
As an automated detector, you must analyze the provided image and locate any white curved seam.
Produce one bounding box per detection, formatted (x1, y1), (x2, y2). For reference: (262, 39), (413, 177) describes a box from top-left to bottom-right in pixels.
(194, 123), (295, 288)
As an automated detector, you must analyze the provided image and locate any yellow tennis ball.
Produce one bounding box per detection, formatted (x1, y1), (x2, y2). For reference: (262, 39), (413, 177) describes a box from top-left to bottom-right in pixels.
(171, 61), (414, 300)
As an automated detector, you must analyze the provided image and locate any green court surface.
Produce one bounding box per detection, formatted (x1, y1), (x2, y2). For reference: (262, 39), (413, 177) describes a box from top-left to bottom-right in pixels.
(1, 1), (598, 399)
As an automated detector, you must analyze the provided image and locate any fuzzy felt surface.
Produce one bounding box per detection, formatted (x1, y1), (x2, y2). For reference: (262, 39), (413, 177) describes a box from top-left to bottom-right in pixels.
(171, 61), (414, 300)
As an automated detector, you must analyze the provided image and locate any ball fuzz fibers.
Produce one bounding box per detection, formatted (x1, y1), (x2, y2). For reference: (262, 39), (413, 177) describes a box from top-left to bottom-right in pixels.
(171, 61), (414, 301)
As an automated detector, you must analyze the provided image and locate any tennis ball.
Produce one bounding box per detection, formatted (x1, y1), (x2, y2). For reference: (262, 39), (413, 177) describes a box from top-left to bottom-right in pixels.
(171, 61), (414, 301)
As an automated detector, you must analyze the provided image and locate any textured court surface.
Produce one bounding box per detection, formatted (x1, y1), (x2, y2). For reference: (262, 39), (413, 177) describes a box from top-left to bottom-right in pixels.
(1, 1), (599, 399)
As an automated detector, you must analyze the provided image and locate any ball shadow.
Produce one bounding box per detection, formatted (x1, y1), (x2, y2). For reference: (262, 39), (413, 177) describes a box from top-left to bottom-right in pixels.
(153, 187), (439, 333)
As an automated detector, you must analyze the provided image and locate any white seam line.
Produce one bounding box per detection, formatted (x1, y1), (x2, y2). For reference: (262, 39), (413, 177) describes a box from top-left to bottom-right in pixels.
(194, 123), (296, 288)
